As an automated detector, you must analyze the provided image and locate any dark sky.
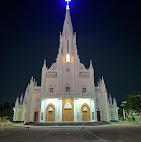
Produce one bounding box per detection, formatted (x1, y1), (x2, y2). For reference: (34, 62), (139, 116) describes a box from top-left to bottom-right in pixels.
(1, 0), (141, 105)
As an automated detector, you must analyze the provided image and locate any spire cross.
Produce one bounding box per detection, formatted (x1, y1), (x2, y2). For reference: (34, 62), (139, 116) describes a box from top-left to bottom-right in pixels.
(65, 0), (71, 5)
(65, 0), (71, 9)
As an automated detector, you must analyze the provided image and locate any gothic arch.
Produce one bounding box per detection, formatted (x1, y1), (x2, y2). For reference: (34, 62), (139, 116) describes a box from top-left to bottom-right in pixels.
(65, 82), (70, 92)
(49, 84), (54, 93)
(62, 99), (74, 121)
(34, 107), (39, 112)
(82, 84), (86, 93)
(63, 100), (73, 109)
(81, 103), (90, 121)
(66, 82), (70, 87)
(46, 103), (55, 121)
(82, 84), (86, 88)
(64, 101), (72, 109)
(97, 106), (102, 121)
(50, 84), (54, 88)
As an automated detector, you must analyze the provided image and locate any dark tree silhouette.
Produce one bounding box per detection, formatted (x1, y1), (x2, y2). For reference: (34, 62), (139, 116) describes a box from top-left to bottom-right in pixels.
(125, 92), (141, 113)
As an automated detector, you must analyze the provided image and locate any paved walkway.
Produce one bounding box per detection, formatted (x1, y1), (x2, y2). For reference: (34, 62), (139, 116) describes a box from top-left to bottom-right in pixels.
(0, 125), (141, 142)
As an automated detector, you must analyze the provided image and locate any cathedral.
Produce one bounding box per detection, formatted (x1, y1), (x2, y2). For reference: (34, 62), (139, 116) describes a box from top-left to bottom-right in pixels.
(13, 2), (118, 123)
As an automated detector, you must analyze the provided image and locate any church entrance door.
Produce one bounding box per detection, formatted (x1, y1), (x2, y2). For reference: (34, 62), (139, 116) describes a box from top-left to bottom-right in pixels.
(34, 112), (38, 121)
(97, 111), (101, 121)
(81, 103), (90, 121)
(62, 99), (74, 121)
(34, 108), (39, 122)
(46, 104), (55, 121)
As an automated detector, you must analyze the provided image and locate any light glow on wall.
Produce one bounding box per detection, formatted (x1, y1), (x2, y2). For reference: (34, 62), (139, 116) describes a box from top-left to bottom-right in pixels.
(45, 98), (60, 106)
(66, 53), (70, 62)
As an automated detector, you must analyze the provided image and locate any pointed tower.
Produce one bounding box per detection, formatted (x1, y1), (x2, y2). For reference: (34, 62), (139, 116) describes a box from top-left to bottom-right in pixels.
(41, 60), (47, 97)
(109, 93), (113, 105)
(29, 76), (34, 92)
(59, 0), (77, 58)
(56, 0), (79, 92)
(13, 98), (19, 121)
(23, 83), (30, 105)
(20, 94), (23, 105)
(89, 60), (95, 93)
(15, 97), (19, 106)
(113, 98), (117, 107)
(33, 79), (36, 86)
(113, 98), (118, 121)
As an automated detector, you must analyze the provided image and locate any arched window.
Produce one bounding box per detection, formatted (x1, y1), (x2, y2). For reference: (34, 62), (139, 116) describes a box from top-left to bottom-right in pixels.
(49, 84), (54, 93)
(48, 106), (53, 111)
(83, 106), (88, 111)
(66, 83), (70, 92)
(66, 53), (70, 62)
(82, 84), (86, 93)
(61, 48), (63, 54)
(96, 98), (99, 106)
(64, 101), (72, 109)
(67, 40), (69, 53)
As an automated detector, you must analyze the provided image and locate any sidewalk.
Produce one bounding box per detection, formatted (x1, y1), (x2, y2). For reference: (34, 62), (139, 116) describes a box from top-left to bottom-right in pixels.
(111, 121), (141, 126)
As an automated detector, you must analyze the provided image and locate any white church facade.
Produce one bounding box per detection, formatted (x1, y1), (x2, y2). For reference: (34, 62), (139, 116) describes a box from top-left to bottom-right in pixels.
(13, 3), (118, 123)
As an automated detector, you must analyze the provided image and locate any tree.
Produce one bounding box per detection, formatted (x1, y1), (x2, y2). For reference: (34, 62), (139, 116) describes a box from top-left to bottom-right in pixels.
(0, 102), (14, 119)
(124, 92), (141, 113)
(0, 104), (3, 116)
(3, 102), (11, 116)
(0, 104), (3, 111)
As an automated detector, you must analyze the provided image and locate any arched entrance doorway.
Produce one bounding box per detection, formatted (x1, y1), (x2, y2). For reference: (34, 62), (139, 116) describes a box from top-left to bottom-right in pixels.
(46, 103), (55, 121)
(97, 107), (101, 121)
(97, 111), (101, 121)
(62, 99), (74, 121)
(81, 103), (90, 121)
(34, 108), (39, 122)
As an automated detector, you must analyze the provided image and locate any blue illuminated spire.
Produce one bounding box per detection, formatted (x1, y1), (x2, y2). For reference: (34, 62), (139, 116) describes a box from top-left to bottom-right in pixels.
(65, 0), (71, 9)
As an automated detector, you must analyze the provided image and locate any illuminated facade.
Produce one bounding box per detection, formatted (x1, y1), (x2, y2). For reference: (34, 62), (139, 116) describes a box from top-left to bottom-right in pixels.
(13, 2), (118, 123)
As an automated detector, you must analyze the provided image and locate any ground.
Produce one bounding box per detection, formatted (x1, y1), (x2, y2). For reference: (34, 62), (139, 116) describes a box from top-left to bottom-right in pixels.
(0, 123), (141, 142)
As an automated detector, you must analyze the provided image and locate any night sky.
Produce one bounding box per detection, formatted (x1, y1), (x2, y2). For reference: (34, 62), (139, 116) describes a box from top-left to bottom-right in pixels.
(1, 0), (141, 105)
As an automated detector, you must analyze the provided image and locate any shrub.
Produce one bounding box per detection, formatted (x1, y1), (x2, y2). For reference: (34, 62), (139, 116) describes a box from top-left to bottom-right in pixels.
(127, 117), (132, 122)
(121, 117), (124, 121)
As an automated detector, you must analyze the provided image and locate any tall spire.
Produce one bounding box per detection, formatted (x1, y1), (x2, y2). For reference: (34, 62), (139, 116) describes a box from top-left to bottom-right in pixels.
(43, 60), (47, 69)
(59, 0), (77, 56)
(63, 0), (72, 33)
(20, 94), (23, 105)
(59, 0), (75, 55)
(63, 6), (73, 35)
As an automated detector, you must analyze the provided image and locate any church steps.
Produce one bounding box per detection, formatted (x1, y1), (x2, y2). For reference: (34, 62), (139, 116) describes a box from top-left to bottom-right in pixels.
(25, 121), (110, 126)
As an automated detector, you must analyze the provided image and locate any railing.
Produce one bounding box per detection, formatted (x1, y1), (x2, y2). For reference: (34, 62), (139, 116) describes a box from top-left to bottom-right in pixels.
(95, 87), (102, 92)
(46, 71), (57, 77)
(46, 92), (93, 98)
(33, 87), (41, 92)
(79, 71), (89, 78)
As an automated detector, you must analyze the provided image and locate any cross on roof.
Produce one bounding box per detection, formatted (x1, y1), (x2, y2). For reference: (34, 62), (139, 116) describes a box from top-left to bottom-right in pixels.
(65, 0), (71, 5)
